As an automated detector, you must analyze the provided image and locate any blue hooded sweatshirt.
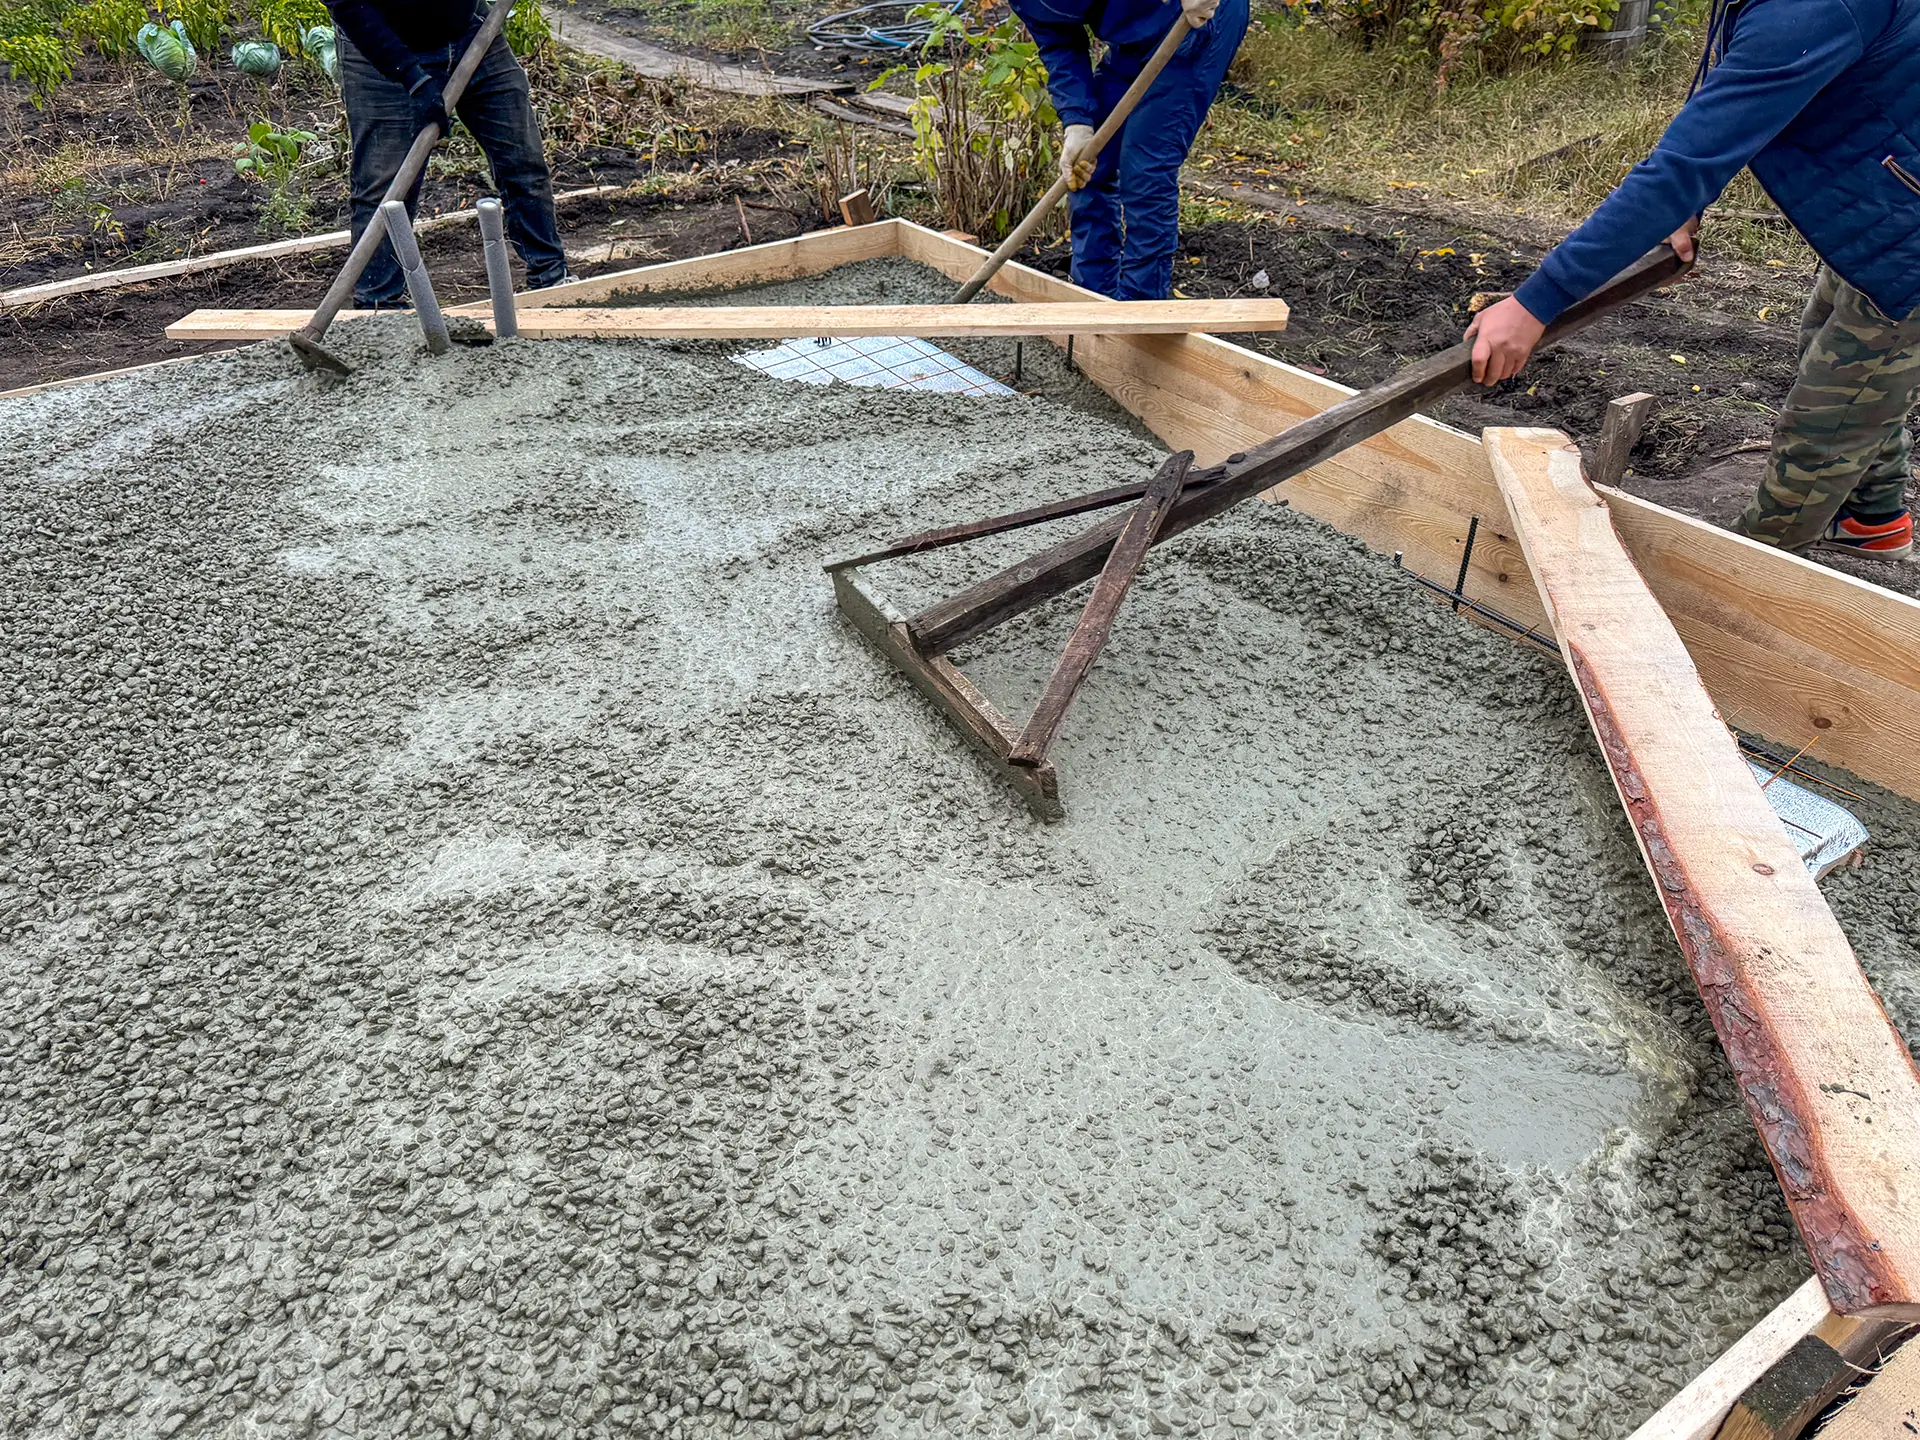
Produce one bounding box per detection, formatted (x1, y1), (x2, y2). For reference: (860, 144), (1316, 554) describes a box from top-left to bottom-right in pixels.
(1012, 0), (1187, 128)
(1515, 0), (1920, 328)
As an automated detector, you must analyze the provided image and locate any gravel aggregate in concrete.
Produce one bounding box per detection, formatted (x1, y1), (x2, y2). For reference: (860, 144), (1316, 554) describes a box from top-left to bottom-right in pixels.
(2, 273), (1917, 1440)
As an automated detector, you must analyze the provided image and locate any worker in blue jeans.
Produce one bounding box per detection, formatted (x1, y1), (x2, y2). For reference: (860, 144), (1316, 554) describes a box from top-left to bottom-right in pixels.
(326, 0), (569, 309)
(1010, 0), (1250, 300)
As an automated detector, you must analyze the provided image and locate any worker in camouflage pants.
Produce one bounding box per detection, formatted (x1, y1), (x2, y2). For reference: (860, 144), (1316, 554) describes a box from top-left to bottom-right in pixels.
(1738, 265), (1920, 555)
(1462, 0), (1920, 561)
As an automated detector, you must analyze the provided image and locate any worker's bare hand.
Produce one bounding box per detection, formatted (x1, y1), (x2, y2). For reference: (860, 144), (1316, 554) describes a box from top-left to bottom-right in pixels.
(1177, 0), (1221, 21)
(1465, 295), (1547, 386)
(1060, 123), (1097, 191)
(1669, 214), (1701, 264)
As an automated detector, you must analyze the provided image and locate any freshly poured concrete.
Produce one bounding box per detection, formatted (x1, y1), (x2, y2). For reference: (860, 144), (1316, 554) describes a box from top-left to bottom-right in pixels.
(1, 276), (1917, 1440)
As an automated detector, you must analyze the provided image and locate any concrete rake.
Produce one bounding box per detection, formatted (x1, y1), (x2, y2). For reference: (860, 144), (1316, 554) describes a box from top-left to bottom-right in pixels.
(826, 245), (1690, 820)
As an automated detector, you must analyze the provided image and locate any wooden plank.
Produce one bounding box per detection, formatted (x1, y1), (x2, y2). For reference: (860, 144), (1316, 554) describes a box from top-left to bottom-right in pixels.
(1631, 1281), (1839, 1440)
(1817, 1335), (1920, 1440)
(450, 221), (913, 312)
(1010, 450), (1191, 768)
(0, 186), (620, 311)
(1486, 425), (1920, 1320)
(830, 567), (1062, 821)
(1719, 1318), (1910, 1440)
(164, 297), (1293, 343)
(556, 16), (850, 96)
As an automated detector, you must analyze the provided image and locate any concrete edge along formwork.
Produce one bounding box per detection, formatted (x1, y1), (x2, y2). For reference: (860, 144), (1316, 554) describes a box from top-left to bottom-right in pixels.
(10, 217), (1920, 1438)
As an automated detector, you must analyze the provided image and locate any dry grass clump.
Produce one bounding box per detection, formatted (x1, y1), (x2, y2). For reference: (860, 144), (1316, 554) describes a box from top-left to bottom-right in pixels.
(1206, 17), (1806, 264)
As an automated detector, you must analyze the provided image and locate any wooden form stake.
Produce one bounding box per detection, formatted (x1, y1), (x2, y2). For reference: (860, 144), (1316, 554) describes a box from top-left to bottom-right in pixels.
(1484, 426), (1920, 1321)
(1010, 450), (1192, 768)
(839, 188), (878, 226)
(1592, 391), (1657, 488)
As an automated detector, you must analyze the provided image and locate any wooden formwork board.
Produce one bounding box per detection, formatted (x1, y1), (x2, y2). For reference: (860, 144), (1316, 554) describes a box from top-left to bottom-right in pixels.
(13, 215), (1920, 1436)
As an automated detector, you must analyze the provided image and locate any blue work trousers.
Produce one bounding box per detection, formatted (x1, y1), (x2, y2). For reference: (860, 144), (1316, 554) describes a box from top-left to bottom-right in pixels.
(1068, 0), (1249, 301)
(339, 29), (568, 307)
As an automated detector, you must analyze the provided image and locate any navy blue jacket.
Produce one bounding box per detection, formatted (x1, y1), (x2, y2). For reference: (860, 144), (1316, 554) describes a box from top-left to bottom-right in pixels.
(1516, 0), (1920, 327)
(1009, 0), (1185, 128)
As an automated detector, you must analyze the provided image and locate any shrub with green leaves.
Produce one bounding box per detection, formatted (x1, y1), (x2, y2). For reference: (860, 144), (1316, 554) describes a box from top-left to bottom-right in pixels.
(879, 3), (1058, 240)
(1274, 0), (1624, 84)
(160, 0), (229, 56)
(251, 0), (322, 55)
(502, 0), (551, 59)
(0, 25), (74, 106)
(65, 0), (147, 57)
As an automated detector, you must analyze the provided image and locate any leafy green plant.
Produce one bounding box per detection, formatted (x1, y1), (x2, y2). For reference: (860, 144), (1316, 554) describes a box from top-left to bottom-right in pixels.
(880, 2), (1058, 240)
(65, 0), (147, 57)
(0, 15), (74, 106)
(251, 0), (321, 54)
(232, 118), (317, 230)
(1273, 0), (1624, 85)
(501, 0), (551, 58)
(160, 0), (229, 56)
(135, 17), (196, 76)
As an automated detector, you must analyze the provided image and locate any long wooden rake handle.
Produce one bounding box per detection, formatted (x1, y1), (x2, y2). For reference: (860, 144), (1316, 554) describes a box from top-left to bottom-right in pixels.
(949, 13), (1196, 305)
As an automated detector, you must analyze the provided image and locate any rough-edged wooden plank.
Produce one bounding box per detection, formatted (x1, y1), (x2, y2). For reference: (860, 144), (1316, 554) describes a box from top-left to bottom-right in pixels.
(557, 16), (850, 95)
(1486, 426), (1920, 1321)
(830, 567), (1062, 822)
(1816, 1335), (1920, 1440)
(165, 298), (1292, 342)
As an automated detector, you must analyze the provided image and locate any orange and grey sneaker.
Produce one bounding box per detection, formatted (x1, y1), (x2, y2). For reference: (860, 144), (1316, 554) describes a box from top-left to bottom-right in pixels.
(1819, 508), (1914, 559)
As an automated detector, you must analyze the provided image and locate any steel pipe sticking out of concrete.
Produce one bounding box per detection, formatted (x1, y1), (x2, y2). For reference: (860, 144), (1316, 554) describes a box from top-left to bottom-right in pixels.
(379, 200), (452, 356)
(477, 198), (518, 340)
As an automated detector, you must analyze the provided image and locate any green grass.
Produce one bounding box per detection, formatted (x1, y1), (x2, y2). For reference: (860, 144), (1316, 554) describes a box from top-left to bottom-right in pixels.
(1203, 18), (1811, 267)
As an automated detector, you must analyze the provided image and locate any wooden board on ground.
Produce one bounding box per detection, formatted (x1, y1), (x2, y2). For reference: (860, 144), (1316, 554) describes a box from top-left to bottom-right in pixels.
(1485, 425), (1920, 1321)
(0, 185), (620, 311)
(555, 16), (849, 95)
(163, 297), (1292, 342)
(1818, 1335), (1920, 1440)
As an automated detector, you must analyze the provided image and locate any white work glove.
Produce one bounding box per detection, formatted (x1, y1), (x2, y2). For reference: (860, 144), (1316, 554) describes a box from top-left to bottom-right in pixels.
(1060, 123), (1097, 191)
(1179, 0), (1220, 22)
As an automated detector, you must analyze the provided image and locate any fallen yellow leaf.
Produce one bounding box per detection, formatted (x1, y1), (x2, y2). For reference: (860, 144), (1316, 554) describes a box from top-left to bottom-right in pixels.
(1669, 353), (1688, 364)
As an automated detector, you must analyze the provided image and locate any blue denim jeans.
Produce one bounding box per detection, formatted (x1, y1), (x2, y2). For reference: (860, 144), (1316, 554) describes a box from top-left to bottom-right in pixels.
(339, 28), (568, 306)
(1066, 0), (1250, 301)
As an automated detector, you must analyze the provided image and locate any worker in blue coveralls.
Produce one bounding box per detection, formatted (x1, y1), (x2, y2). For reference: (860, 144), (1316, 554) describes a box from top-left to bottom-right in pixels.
(1009, 0), (1251, 301)
(1466, 0), (1920, 560)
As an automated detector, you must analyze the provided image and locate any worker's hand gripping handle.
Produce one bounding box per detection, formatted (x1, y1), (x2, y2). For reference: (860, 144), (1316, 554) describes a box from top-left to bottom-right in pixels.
(293, 0), (513, 355)
(949, 13), (1196, 305)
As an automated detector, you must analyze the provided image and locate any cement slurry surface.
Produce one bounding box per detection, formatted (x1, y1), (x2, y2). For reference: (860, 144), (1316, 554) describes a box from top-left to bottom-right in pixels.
(2, 284), (1918, 1440)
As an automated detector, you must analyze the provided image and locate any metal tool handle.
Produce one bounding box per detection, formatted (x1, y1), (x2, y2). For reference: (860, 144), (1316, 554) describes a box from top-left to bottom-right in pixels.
(949, 13), (1195, 305)
(476, 197), (518, 338)
(295, 0), (512, 346)
(380, 200), (451, 354)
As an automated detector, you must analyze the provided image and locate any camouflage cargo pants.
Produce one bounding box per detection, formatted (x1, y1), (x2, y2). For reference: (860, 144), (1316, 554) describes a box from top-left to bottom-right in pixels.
(1738, 265), (1920, 550)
